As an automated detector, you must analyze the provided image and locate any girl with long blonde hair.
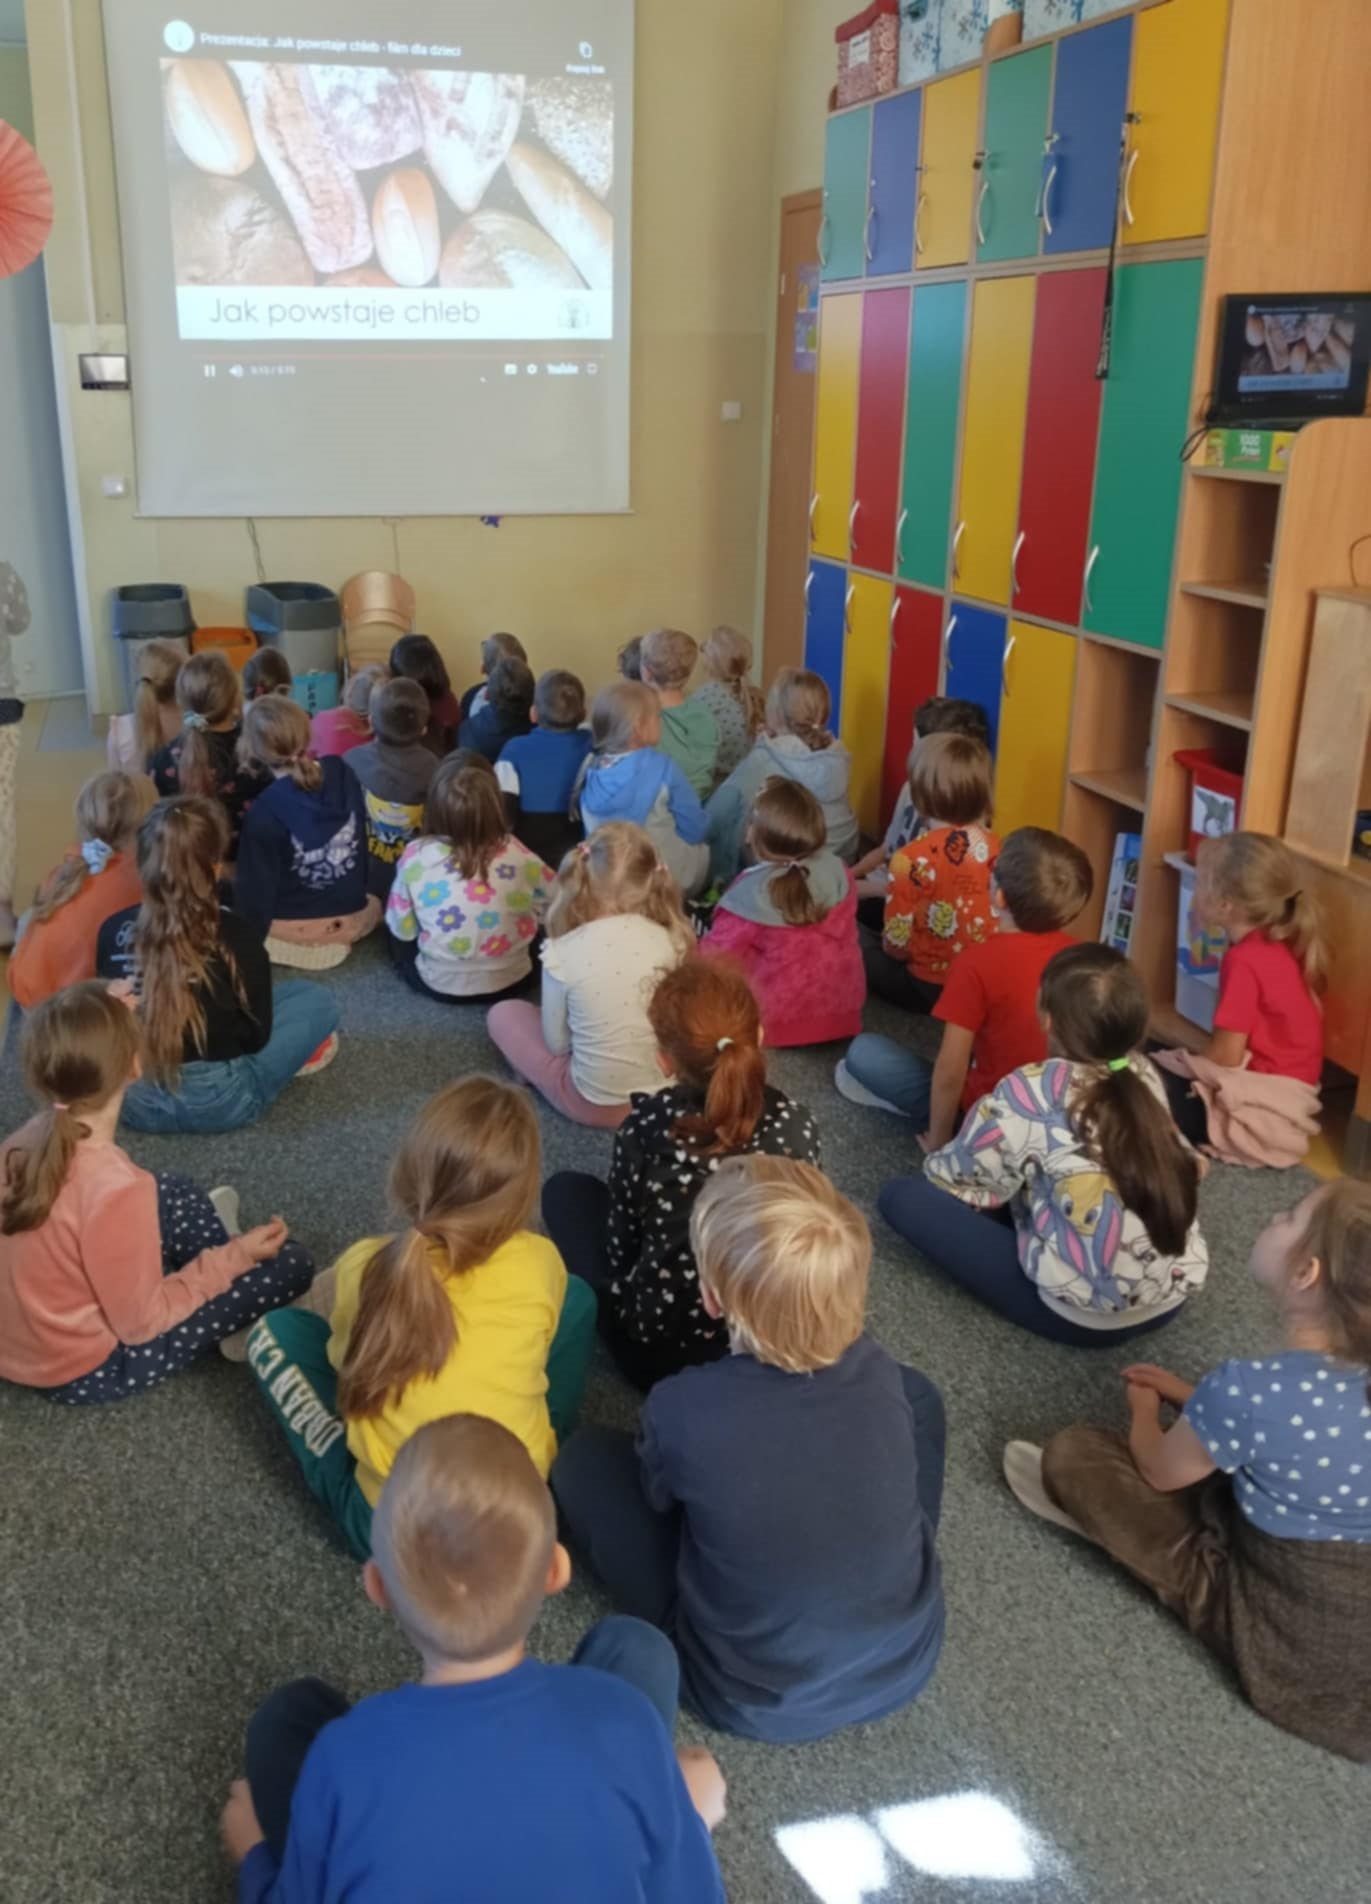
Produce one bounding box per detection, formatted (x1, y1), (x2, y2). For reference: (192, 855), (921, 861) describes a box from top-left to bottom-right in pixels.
(106, 637), (185, 775)
(487, 820), (694, 1128)
(235, 695), (379, 970)
(692, 625), (764, 786)
(8, 771), (149, 1008)
(95, 795), (341, 1135)
(574, 681), (711, 897)
(246, 1076), (597, 1559)
(150, 649), (271, 858)
(0, 983), (315, 1404)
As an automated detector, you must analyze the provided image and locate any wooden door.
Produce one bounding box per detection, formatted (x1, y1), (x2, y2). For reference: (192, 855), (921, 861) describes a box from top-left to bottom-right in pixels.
(804, 558), (849, 727)
(1085, 259), (1203, 649)
(955, 276), (1036, 607)
(1015, 266), (1107, 625)
(994, 620), (1078, 834)
(842, 573), (896, 836)
(882, 586), (943, 828)
(945, 601), (1008, 754)
(1044, 14), (1134, 256)
(811, 292), (863, 563)
(977, 45), (1052, 264)
(918, 70), (980, 269)
(1124, 0), (1230, 248)
(853, 286), (912, 576)
(763, 192), (823, 684)
(868, 90), (922, 279)
(899, 279), (968, 590)
(822, 107), (873, 282)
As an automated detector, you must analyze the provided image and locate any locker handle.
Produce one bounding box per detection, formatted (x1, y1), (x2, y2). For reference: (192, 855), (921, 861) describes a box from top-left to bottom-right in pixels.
(889, 593), (901, 647)
(1011, 530), (1025, 598)
(952, 519), (966, 580)
(1041, 162), (1058, 237)
(844, 584), (856, 633)
(1002, 632), (1017, 700)
(942, 614), (957, 665)
(914, 190), (928, 257)
(896, 507), (909, 566)
(865, 203), (878, 263)
(804, 569), (814, 608)
(1084, 544), (1100, 616)
(809, 493), (819, 540)
(1122, 147), (1140, 228)
(848, 500), (861, 548)
(975, 177), (991, 249)
(1034, 133), (1060, 219)
(818, 208), (831, 267)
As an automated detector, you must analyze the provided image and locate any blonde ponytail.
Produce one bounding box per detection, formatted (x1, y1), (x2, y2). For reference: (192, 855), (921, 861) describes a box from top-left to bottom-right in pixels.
(133, 640), (185, 765)
(30, 772), (149, 926)
(240, 695), (322, 793)
(547, 822), (694, 957)
(176, 651), (242, 798)
(1198, 832), (1327, 993)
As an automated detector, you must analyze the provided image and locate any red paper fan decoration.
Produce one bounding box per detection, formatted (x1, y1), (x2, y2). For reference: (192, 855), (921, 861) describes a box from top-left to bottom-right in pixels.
(0, 119), (55, 281)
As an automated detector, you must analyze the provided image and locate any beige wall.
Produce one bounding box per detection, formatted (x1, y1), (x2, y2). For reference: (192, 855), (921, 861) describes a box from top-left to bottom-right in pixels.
(24, 0), (784, 711)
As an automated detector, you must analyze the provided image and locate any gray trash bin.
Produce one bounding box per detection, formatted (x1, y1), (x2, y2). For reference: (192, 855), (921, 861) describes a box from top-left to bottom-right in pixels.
(245, 583), (341, 716)
(111, 585), (194, 711)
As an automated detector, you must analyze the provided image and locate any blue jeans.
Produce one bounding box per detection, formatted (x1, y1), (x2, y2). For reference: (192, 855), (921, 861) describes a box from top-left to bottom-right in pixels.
(119, 981), (340, 1134)
(844, 1033), (934, 1122)
(244, 1619), (680, 1863)
(878, 1174), (1181, 1348)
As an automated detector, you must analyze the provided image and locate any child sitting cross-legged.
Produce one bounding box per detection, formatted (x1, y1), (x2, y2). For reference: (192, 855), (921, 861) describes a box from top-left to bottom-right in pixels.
(838, 826), (1092, 1135)
(554, 1155), (946, 1741)
(1153, 831), (1325, 1167)
(96, 796), (341, 1135)
(346, 677), (439, 897)
(640, 627), (719, 798)
(458, 655), (535, 765)
(495, 667), (592, 869)
(865, 730), (1000, 1014)
(460, 629), (528, 720)
(487, 822), (694, 1128)
(8, 771), (149, 1009)
(542, 956), (821, 1388)
(235, 696), (381, 971)
(242, 646), (293, 702)
(691, 625), (764, 789)
(851, 695), (991, 930)
(0, 984), (316, 1404)
(386, 750), (553, 1004)
(221, 1415), (727, 1900)
(246, 1078), (597, 1560)
(880, 943), (1208, 1346)
(576, 681), (710, 897)
(311, 663), (386, 761)
(390, 633), (461, 755)
(702, 776), (865, 1047)
(105, 637), (184, 777)
(150, 649), (271, 862)
(1005, 1179), (1371, 1762)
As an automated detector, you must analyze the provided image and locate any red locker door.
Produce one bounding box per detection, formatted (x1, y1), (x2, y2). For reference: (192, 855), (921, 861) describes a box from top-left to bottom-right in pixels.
(1014, 267), (1107, 626)
(852, 286), (911, 576)
(881, 585), (943, 828)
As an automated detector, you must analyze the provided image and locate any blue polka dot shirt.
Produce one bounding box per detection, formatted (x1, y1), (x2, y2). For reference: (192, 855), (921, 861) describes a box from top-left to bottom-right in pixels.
(1184, 1351), (1371, 1543)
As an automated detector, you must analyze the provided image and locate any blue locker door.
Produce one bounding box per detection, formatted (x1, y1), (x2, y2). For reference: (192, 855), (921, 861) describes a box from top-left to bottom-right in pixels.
(805, 560), (849, 730)
(1043, 15), (1134, 256)
(868, 89), (922, 278)
(944, 600), (1007, 755)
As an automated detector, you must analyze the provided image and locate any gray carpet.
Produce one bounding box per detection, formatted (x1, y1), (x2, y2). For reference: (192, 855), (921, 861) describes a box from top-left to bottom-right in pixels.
(1, 942), (1364, 1904)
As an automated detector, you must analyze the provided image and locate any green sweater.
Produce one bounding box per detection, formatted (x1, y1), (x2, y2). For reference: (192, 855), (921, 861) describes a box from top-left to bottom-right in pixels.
(658, 699), (720, 798)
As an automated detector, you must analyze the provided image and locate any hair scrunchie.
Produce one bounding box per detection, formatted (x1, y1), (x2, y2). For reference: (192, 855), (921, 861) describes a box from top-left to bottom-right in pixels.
(183, 711), (209, 731)
(81, 838), (114, 875)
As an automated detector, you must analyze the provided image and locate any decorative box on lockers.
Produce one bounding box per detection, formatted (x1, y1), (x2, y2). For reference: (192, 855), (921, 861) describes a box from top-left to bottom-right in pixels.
(837, 0), (901, 107)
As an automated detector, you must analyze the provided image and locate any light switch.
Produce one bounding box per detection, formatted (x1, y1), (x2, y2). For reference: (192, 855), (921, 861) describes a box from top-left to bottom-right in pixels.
(721, 401), (743, 422)
(101, 475), (130, 498)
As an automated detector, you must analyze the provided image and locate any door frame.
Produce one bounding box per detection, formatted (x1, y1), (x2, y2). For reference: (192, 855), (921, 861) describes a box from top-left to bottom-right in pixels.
(762, 189), (823, 687)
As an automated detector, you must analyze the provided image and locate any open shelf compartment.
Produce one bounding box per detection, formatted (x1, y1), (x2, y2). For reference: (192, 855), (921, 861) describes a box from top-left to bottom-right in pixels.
(1068, 638), (1159, 815)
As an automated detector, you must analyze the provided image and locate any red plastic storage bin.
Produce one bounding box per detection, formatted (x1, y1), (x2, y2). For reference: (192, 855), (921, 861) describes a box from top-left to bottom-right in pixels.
(836, 0), (900, 107)
(1174, 748), (1245, 860)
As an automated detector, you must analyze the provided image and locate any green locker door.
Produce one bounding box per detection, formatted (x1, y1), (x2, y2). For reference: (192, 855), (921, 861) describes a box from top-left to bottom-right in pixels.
(822, 108), (872, 283)
(1084, 259), (1203, 649)
(977, 45), (1053, 263)
(898, 279), (968, 590)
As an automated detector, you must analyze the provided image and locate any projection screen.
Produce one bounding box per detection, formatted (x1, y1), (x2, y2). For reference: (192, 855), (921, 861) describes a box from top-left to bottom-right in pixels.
(102, 1), (633, 516)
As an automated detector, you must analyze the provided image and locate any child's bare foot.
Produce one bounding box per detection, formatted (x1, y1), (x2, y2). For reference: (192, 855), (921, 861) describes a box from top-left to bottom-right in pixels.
(676, 1746), (727, 1830)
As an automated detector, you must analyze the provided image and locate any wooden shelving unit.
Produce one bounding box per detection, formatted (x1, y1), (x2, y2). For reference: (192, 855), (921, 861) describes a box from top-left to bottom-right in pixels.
(1164, 688), (1252, 730)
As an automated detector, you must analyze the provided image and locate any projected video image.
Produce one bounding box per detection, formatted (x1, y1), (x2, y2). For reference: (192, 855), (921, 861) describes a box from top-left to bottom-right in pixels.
(1238, 305), (1355, 394)
(162, 58), (614, 340)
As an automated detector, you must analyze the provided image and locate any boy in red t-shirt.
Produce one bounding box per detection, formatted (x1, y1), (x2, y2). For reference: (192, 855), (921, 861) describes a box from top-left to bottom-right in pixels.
(838, 828), (1093, 1138)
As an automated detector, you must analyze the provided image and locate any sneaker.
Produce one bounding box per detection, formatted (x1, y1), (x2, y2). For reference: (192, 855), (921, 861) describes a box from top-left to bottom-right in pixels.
(834, 1058), (907, 1117)
(297, 1032), (339, 1077)
(1002, 1441), (1087, 1538)
(208, 1184), (241, 1238)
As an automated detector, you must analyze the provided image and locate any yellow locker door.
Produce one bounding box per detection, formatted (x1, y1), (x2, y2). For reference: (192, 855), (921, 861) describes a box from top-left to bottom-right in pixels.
(994, 620), (1078, 835)
(811, 293), (863, 562)
(955, 277), (1035, 607)
(918, 70), (980, 269)
(1124, 0), (1230, 247)
(841, 573), (895, 836)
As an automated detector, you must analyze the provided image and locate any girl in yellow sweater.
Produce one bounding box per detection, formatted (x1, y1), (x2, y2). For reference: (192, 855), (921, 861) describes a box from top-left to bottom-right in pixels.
(246, 1076), (596, 1558)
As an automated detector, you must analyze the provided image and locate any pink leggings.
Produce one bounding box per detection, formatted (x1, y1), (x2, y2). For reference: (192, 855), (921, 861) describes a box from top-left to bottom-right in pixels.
(486, 1002), (629, 1130)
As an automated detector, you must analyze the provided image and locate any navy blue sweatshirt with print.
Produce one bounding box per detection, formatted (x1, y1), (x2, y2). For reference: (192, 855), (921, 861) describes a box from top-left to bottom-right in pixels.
(234, 757), (369, 928)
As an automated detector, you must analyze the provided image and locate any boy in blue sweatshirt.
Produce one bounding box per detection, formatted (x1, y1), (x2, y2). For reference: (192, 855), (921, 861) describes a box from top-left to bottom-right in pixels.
(496, 668), (592, 868)
(221, 1415), (727, 1904)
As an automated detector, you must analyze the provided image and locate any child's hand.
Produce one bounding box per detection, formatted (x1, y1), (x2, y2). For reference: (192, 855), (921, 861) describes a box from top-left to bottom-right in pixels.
(1124, 1381), (1162, 1425)
(220, 1779), (264, 1865)
(677, 1746), (727, 1831)
(242, 1218), (290, 1263)
(107, 978), (137, 1008)
(1122, 1364), (1194, 1408)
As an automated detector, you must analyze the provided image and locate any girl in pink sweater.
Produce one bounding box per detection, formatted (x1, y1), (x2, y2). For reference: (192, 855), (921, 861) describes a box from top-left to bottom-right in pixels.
(0, 984), (316, 1403)
(703, 777), (865, 1047)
